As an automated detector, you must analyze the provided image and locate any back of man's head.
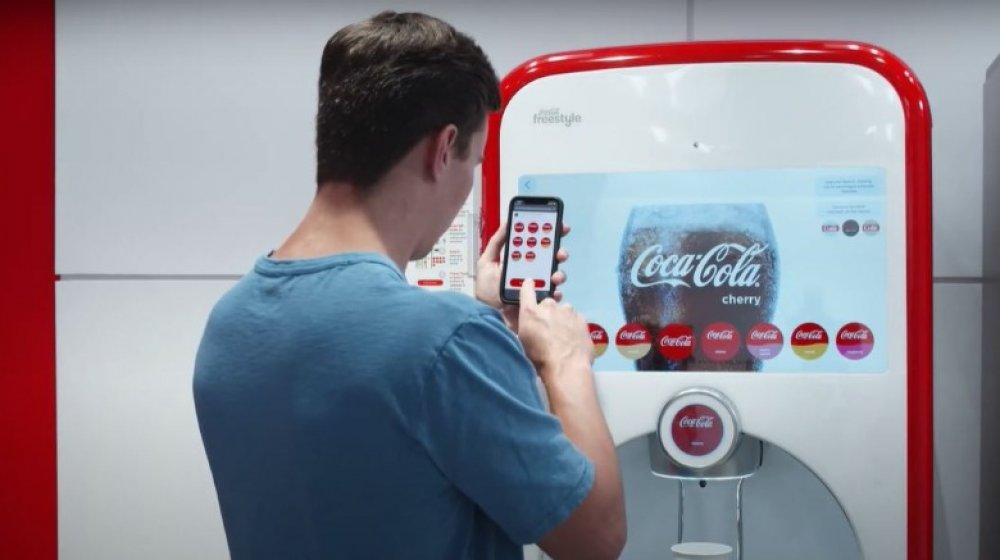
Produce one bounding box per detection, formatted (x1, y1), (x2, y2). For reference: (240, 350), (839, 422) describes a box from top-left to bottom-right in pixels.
(315, 11), (500, 190)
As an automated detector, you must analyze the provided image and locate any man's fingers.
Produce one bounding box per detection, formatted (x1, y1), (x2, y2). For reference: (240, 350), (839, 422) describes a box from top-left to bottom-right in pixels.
(519, 278), (538, 309)
(482, 222), (508, 262)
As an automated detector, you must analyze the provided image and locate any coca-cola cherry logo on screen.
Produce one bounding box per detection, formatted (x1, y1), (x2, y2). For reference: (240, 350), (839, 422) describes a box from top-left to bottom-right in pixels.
(700, 321), (740, 362)
(836, 322), (875, 360)
(616, 323), (651, 360)
(589, 323), (609, 359)
(657, 324), (694, 361)
(628, 242), (770, 289)
(746, 323), (783, 360)
(791, 322), (829, 360)
(670, 404), (724, 457)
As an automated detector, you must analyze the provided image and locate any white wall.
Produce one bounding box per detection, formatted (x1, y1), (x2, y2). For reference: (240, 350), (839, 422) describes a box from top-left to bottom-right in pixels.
(55, 1), (687, 558)
(55, 0), (996, 558)
(55, 0), (685, 275)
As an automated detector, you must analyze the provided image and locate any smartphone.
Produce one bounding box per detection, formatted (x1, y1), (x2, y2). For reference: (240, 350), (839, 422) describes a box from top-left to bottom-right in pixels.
(499, 196), (564, 304)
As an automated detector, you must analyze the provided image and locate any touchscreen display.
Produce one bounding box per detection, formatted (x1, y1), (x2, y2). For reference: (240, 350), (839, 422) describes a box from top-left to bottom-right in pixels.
(502, 199), (560, 299)
(518, 168), (887, 374)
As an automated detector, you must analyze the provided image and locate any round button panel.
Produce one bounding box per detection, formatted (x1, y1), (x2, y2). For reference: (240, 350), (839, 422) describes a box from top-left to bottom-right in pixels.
(658, 388), (740, 470)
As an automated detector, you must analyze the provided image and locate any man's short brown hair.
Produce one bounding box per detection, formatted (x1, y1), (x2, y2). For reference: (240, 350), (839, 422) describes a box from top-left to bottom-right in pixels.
(315, 11), (500, 189)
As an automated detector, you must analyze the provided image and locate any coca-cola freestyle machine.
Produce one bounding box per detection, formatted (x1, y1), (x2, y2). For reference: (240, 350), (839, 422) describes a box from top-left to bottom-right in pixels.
(480, 42), (932, 559)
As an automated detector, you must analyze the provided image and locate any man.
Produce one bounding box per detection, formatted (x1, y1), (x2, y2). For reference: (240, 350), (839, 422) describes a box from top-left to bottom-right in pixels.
(194, 11), (625, 560)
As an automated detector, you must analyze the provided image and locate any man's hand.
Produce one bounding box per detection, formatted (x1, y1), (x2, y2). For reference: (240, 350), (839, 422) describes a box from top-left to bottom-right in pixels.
(514, 279), (594, 376)
(474, 221), (570, 331)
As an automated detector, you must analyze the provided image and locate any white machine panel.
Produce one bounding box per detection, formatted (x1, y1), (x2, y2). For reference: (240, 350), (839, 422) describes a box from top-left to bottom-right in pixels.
(500, 62), (908, 559)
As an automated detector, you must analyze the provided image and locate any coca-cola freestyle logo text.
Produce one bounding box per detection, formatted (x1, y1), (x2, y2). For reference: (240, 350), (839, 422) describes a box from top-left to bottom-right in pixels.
(532, 108), (582, 127)
(629, 242), (769, 307)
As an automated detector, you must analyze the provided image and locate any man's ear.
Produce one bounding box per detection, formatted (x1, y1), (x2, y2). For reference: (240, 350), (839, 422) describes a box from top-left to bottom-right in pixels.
(425, 124), (459, 182)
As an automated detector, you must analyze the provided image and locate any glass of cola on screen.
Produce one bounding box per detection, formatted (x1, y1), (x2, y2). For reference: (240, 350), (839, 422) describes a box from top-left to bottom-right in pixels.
(618, 204), (779, 372)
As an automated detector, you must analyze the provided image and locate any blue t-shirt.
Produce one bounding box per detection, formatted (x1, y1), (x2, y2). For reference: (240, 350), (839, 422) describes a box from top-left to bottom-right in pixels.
(193, 253), (594, 560)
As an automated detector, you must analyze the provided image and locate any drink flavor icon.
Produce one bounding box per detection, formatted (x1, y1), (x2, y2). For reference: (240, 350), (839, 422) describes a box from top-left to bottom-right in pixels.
(589, 323), (609, 358)
(836, 322), (875, 360)
(746, 322), (783, 360)
(791, 322), (829, 360)
(616, 323), (651, 360)
(657, 324), (695, 361)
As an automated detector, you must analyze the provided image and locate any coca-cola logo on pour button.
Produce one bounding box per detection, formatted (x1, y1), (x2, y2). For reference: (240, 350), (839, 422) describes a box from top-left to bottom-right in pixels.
(671, 404), (724, 457)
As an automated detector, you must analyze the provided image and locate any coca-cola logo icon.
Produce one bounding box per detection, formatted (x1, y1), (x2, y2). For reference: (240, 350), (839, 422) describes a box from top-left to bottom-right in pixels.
(615, 323), (651, 360)
(514, 223), (524, 233)
(836, 322), (875, 360)
(791, 322), (829, 360)
(657, 324), (694, 361)
(700, 321), (740, 362)
(589, 323), (609, 359)
(746, 322), (783, 360)
(670, 404), (724, 457)
(512, 237), (523, 247)
(629, 242), (769, 289)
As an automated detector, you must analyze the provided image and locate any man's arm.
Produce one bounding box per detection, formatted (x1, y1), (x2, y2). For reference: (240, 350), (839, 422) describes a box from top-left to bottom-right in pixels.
(515, 282), (626, 560)
(536, 357), (625, 560)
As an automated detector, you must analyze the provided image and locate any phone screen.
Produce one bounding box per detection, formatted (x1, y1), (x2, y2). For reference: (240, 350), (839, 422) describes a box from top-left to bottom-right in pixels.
(501, 197), (562, 303)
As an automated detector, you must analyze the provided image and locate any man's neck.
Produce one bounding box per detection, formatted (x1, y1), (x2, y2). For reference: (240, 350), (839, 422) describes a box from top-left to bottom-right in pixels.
(270, 182), (414, 271)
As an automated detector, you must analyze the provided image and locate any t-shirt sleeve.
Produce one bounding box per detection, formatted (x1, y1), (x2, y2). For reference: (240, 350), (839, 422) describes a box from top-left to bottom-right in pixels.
(410, 311), (595, 545)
